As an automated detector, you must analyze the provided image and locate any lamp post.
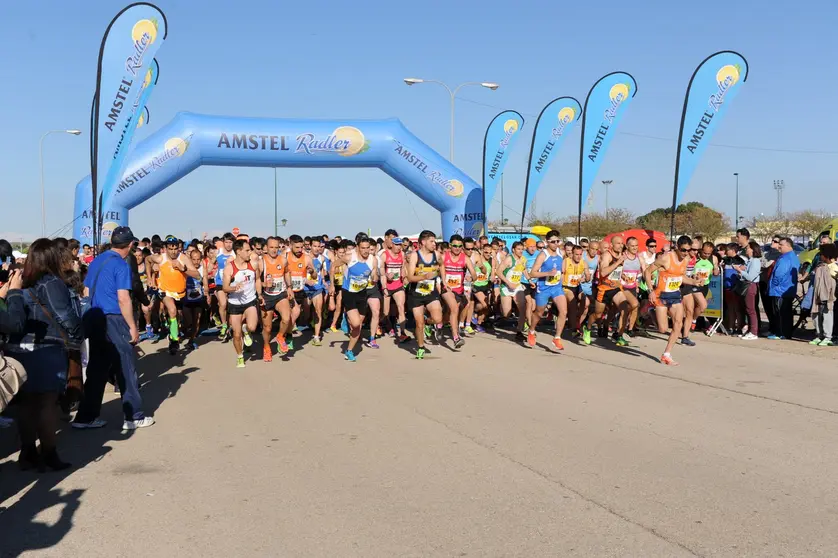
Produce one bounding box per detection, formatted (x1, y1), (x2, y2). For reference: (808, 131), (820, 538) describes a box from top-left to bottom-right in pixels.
(601, 180), (613, 218)
(403, 78), (499, 162)
(39, 129), (81, 237)
(274, 168), (278, 236)
(733, 172), (739, 228)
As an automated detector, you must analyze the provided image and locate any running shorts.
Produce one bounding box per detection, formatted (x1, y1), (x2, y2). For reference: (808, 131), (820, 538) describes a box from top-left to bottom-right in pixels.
(342, 289), (369, 313)
(306, 287), (325, 300)
(654, 291), (682, 308)
(535, 284), (564, 308)
(366, 284), (384, 301)
(262, 291), (288, 310)
(228, 298), (259, 315)
(408, 290), (440, 310)
(563, 286), (581, 299)
(596, 286), (620, 307)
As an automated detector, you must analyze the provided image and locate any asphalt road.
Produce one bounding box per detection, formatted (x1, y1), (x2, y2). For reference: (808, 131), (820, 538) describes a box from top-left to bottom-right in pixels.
(1, 328), (836, 557)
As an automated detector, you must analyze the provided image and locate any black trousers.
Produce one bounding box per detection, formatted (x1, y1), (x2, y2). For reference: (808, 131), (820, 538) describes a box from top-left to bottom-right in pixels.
(770, 296), (794, 339)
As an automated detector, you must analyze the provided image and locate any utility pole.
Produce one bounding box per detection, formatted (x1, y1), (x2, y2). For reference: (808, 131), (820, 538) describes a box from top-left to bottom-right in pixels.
(500, 175), (504, 225)
(773, 179), (785, 217)
(274, 168), (278, 236)
(733, 173), (739, 228)
(602, 180), (613, 218)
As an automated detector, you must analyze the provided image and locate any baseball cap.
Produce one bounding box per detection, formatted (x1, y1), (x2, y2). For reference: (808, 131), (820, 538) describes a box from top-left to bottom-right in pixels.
(524, 238), (537, 247)
(392, 237), (403, 245)
(111, 226), (138, 245)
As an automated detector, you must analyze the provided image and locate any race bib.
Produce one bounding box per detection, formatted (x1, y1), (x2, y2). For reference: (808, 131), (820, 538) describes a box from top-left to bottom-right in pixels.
(388, 267), (401, 281)
(664, 276), (682, 292)
(621, 270), (639, 286)
(608, 266), (623, 282)
(334, 272), (344, 285)
(446, 275), (463, 289)
(291, 276), (305, 292)
(546, 273), (561, 286)
(187, 289), (202, 301)
(416, 279), (435, 295)
(475, 271), (487, 283)
(566, 274), (582, 287)
(348, 276), (368, 293)
(508, 271), (523, 285)
(694, 271), (710, 285)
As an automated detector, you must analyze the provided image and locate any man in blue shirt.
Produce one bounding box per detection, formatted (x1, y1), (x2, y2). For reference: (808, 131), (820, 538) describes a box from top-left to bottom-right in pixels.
(73, 227), (154, 431)
(767, 236), (800, 340)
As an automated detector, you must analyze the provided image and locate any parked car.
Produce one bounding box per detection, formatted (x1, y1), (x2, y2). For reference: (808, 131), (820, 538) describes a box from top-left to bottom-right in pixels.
(798, 218), (838, 273)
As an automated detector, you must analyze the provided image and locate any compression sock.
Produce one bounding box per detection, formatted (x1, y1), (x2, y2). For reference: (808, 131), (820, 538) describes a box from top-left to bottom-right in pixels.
(169, 317), (179, 341)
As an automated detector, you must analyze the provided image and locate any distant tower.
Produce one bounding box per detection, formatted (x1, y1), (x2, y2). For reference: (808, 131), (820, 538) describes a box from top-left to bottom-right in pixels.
(773, 180), (785, 216)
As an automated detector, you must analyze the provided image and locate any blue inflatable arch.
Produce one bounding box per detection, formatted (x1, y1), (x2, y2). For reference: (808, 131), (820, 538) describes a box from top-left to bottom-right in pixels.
(72, 112), (485, 242)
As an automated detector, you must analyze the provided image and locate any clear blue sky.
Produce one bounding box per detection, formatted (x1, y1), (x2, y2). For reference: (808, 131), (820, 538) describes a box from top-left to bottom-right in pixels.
(3, 0), (836, 241)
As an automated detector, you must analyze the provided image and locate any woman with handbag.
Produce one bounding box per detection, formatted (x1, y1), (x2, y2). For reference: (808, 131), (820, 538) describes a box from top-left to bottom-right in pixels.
(5, 239), (83, 471)
(1, 266), (27, 422)
(734, 241), (763, 340)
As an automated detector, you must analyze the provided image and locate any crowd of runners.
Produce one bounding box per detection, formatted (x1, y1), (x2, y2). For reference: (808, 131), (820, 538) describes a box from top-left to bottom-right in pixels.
(126, 228), (725, 367)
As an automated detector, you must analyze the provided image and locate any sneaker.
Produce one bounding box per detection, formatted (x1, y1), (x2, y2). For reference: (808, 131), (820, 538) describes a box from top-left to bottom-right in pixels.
(415, 347), (425, 360)
(527, 332), (537, 348)
(766, 334), (784, 340)
(236, 356), (246, 368)
(189, 341), (198, 351)
(660, 354), (679, 366)
(263, 345), (273, 362)
(454, 337), (465, 349)
(243, 331), (253, 347)
(424, 325), (432, 339)
(523, 322), (530, 332)
(552, 337), (564, 351)
(275, 336), (289, 354)
(71, 418), (107, 430)
(122, 416), (155, 430)
(679, 337), (696, 347)
(212, 316), (222, 327)
(741, 332), (758, 340)
(819, 339), (834, 346)
(433, 327), (443, 343)
(344, 350), (357, 362)
(809, 338), (822, 345)
(582, 326), (592, 346)
(616, 335), (629, 347)
(218, 324), (228, 339)
(464, 325), (476, 335)
(571, 330), (581, 339)
(376, 327), (382, 338)
(327, 326), (340, 334)
(287, 339), (295, 351)
(297, 324), (310, 332)
(398, 333), (410, 344)
(366, 339), (380, 349)
(311, 336), (322, 347)
(474, 324), (486, 333)
(388, 329), (396, 338)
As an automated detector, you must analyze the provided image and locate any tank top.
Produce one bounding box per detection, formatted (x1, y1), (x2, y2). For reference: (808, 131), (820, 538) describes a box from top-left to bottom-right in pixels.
(342, 253), (374, 293)
(537, 249), (563, 289)
(600, 251), (623, 290)
(228, 261), (257, 305)
(655, 252), (688, 295)
(383, 250), (405, 291)
(333, 260), (345, 287)
(581, 252), (599, 287)
(443, 251), (467, 294)
(562, 259), (586, 288)
(287, 252), (307, 292)
(158, 254), (187, 295)
(186, 265), (205, 302)
(523, 251), (539, 285)
(473, 259), (492, 288)
(205, 258), (218, 288)
(262, 254), (287, 296)
(503, 256), (527, 289)
(306, 255), (325, 292)
(413, 251), (439, 296)
(620, 253), (642, 289)
(215, 250), (233, 284)
(138, 262), (148, 290)
(694, 258), (714, 286)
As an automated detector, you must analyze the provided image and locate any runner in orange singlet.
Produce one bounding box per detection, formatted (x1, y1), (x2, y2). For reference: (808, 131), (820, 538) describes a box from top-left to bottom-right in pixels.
(286, 234), (315, 349)
(260, 236), (292, 361)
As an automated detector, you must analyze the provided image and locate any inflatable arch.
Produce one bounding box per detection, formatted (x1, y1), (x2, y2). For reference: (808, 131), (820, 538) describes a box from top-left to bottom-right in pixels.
(72, 112), (485, 243)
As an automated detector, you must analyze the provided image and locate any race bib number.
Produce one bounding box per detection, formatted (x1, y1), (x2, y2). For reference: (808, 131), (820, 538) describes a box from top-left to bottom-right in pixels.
(187, 289), (202, 301)
(446, 275), (463, 289)
(664, 276), (682, 292)
(348, 276), (368, 293)
(621, 271), (639, 286)
(416, 279), (435, 295)
(334, 272), (344, 285)
(546, 273), (561, 286)
(566, 274), (582, 287)
(608, 266), (623, 282)
(508, 271), (523, 285)
(694, 271), (710, 285)
(291, 276), (305, 292)
(388, 267), (401, 281)
(475, 271), (487, 283)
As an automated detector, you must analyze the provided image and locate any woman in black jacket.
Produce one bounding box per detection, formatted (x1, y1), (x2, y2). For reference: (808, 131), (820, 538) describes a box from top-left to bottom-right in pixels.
(6, 239), (83, 471)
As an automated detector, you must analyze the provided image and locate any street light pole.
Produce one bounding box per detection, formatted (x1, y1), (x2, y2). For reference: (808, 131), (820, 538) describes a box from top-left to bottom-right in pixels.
(733, 172), (739, 228)
(404, 78), (499, 163)
(39, 129), (81, 237)
(274, 168), (278, 237)
(601, 180), (613, 218)
(500, 175), (504, 225)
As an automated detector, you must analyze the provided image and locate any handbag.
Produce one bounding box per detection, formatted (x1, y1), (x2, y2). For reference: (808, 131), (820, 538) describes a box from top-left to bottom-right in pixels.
(0, 353), (27, 413)
(733, 279), (751, 297)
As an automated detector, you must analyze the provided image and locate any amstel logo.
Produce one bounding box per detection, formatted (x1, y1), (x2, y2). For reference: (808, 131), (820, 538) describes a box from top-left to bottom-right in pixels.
(164, 137), (189, 157)
(132, 19), (159, 44)
(609, 83), (630, 103)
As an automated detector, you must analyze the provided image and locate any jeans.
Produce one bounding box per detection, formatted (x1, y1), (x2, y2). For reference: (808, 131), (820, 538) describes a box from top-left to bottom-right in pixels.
(770, 296), (794, 339)
(815, 303), (834, 340)
(76, 311), (145, 422)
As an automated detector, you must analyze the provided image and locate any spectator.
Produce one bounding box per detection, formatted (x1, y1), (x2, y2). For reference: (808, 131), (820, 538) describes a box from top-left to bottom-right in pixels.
(5, 238), (83, 471)
(735, 241), (762, 340)
(767, 237), (800, 340)
(0, 265), (26, 429)
(81, 244), (94, 265)
(735, 228), (750, 254)
(722, 243), (743, 333)
(809, 243), (837, 346)
(73, 226), (154, 431)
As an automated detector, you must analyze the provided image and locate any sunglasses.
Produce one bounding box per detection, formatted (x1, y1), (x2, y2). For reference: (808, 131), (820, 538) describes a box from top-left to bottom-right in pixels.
(547, 239), (560, 244)
(450, 244), (463, 248)
(463, 247), (473, 251)
(772, 239), (780, 243)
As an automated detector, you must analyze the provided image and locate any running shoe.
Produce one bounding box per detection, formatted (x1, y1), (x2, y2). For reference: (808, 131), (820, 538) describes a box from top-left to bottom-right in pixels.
(243, 331), (253, 347)
(297, 324), (309, 332)
(212, 315), (222, 327)
(766, 334), (784, 340)
(388, 329), (396, 338)
(311, 336), (322, 347)
(71, 418), (107, 430)
(819, 339), (834, 346)
(366, 339), (380, 349)
(236, 356), (246, 368)
(433, 326), (444, 343)
(218, 324), (228, 339)
(398, 333), (410, 344)
(454, 337), (465, 349)
(527, 331), (537, 348)
(571, 330), (581, 339)
(415, 347), (425, 360)
(690, 321), (697, 332)
(582, 326), (592, 346)
(809, 338), (822, 345)
(552, 337), (564, 350)
(474, 324), (486, 333)
(376, 327), (382, 337)
(424, 325), (433, 339)
(122, 416), (155, 430)
(660, 354), (679, 366)
(327, 326), (341, 334)
(523, 322), (530, 332)
(741, 333), (758, 341)
(263, 345), (273, 362)
(464, 325), (476, 335)
(616, 335), (629, 347)
(344, 350), (357, 362)
(275, 335), (289, 355)
(287, 339), (295, 351)
(679, 337), (696, 347)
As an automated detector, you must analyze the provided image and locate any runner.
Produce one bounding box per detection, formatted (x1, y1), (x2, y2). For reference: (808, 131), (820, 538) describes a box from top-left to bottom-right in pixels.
(498, 241), (529, 341)
(585, 235), (633, 347)
(214, 232), (235, 340)
(148, 235), (200, 354)
(562, 245), (586, 338)
(363, 246), (384, 350)
(136, 247), (155, 340)
(461, 237), (479, 335)
(440, 234), (477, 348)
(470, 242), (495, 332)
(619, 237), (643, 337)
(527, 229), (568, 351)
(680, 240), (718, 344)
(380, 236), (408, 342)
(260, 236), (292, 361)
(644, 236), (696, 365)
(578, 241), (599, 334)
(306, 236), (327, 346)
(182, 248), (209, 351)
(522, 239), (540, 329)
(286, 234), (315, 343)
(406, 230), (444, 359)
(203, 244), (220, 328)
(222, 239), (261, 368)
(339, 237), (376, 362)
(327, 240), (346, 333)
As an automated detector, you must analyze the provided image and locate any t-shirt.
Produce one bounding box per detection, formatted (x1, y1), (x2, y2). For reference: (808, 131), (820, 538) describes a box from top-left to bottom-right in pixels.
(84, 251), (132, 315)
